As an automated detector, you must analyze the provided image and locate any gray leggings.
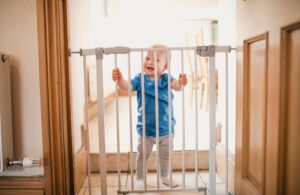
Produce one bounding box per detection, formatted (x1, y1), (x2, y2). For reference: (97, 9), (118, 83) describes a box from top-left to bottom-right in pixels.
(136, 135), (174, 180)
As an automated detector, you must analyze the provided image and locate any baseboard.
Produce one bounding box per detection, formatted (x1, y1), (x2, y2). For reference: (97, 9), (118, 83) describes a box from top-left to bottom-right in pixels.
(90, 150), (208, 173)
(118, 89), (136, 96)
(87, 92), (116, 120)
(216, 143), (235, 194)
(0, 177), (44, 194)
(74, 146), (87, 194)
(0, 189), (44, 195)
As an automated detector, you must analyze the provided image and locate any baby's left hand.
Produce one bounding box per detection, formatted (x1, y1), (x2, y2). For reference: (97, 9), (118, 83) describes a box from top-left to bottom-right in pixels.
(178, 73), (188, 86)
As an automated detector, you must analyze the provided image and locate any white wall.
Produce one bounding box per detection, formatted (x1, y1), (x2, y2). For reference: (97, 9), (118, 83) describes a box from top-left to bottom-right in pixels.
(68, 0), (92, 152)
(216, 0), (236, 153)
(90, 0), (219, 97)
(0, 0), (43, 158)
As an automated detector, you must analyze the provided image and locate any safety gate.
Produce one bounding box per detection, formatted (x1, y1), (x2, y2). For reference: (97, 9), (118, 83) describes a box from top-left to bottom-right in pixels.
(70, 45), (234, 195)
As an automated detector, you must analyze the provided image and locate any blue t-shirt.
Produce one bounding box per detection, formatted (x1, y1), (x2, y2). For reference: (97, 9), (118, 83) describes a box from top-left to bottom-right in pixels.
(131, 73), (176, 136)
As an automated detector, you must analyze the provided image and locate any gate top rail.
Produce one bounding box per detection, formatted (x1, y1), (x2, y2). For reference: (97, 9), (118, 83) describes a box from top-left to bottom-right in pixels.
(70, 45), (236, 57)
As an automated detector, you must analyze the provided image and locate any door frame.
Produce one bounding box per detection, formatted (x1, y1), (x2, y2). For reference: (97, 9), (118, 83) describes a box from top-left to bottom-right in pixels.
(278, 21), (300, 195)
(235, 32), (269, 195)
(37, 0), (74, 194)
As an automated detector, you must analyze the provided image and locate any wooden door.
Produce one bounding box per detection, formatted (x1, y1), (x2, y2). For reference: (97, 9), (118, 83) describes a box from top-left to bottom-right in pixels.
(235, 0), (300, 195)
(278, 21), (300, 195)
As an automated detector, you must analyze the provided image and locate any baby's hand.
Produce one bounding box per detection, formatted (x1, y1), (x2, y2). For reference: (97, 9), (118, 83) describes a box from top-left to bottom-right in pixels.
(178, 73), (187, 86)
(112, 68), (122, 81)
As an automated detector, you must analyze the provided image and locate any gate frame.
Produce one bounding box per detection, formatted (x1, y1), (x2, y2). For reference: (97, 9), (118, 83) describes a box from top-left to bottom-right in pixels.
(70, 45), (234, 195)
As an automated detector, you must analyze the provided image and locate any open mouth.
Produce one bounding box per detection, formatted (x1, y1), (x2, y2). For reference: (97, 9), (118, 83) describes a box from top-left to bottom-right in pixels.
(146, 67), (154, 71)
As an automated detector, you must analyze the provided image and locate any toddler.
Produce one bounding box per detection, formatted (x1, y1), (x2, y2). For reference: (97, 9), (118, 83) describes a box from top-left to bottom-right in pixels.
(112, 44), (187, 189)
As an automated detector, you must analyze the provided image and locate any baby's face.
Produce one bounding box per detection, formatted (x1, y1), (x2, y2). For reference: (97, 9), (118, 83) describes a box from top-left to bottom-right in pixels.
(143, 51), (167, 79)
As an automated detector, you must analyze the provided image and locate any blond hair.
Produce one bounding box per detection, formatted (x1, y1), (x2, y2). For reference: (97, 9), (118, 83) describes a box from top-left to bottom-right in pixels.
(151, 44), (171, 67)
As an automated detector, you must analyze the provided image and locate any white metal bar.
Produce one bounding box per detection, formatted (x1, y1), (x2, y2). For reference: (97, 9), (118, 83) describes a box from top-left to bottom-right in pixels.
(194, 50), (199, 189)
(209, 56), (217, 195)
(180, 50), (186, 189)
(83, 56), (92, 195)
(128, 53), (134, 190)
(215, 46), (231, 53)
(95, 49), (107, 195)
(104, 46), (130, 54)
(130, 46), (231, 52)
(141, 51), (147, 190)
(130, 47), (197, 52)
(72, 46), (234, 57)
(225, 52), (229, 194)
(114, 54), (121, 191)
(154, 51), (160, 190)
(167, 51), (173, 189)
(81, 48), (97, 56)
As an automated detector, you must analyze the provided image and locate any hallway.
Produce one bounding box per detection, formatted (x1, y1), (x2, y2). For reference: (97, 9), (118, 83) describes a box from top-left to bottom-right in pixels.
(89, 96), (211, 153)
(78, 171), (227, 195)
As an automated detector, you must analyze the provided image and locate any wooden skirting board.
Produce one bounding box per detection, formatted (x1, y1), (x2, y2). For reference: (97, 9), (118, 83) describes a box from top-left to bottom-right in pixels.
(74, 146), (88, 195)
(118, 89), (137, 97)
(0, 177), (44, 194)
(87, 93), (115, 121)
(90, 150), (208, 173)
(216, 143), (235, 194)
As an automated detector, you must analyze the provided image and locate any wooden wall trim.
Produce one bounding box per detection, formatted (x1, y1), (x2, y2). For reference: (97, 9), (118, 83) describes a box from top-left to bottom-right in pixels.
(216, 143), (235, 194)
(36, 0), (52, 194)
(36, 0), (74, 194)
(88, 92), (116, 120)
(0, 177), (44, 190)
(278, 21), (300, 195)
(90, 150), (209, 173)
(74, 146), (87, 194)
(238, 32), (269, 194)
(118, 89), (137, 97)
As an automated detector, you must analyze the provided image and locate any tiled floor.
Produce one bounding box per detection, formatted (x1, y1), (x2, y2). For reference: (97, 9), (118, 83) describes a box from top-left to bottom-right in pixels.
(78, 171), (227, 195)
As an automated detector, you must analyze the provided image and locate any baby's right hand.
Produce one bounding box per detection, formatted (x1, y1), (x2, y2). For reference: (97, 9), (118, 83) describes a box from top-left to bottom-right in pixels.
(112, 68), (122, 81)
